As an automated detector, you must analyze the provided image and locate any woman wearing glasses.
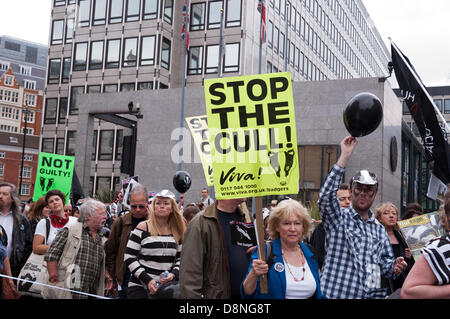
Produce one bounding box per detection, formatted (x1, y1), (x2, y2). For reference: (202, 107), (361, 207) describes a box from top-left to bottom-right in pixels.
(124, 189), (186, 299)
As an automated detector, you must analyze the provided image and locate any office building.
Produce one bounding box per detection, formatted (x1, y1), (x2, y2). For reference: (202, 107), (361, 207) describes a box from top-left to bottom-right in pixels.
(43, 0), (391, 196)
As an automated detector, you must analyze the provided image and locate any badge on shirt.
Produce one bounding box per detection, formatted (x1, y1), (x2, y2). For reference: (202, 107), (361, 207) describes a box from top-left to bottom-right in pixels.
(274, 262), (284, 272)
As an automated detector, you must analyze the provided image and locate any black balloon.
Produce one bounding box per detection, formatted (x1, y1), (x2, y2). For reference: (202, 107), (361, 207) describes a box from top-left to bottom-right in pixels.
(343, 92), (383, 137)
(173, 171), (192, 193)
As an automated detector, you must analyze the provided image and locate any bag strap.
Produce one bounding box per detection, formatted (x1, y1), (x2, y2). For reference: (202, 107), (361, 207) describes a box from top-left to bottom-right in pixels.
(45, 218), (50, 245)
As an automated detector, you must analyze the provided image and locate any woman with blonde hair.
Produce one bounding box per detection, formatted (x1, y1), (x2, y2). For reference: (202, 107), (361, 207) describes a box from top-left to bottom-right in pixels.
(125, 189), (185, 299)
(375, 202), (415, 296)
(241, 199), (323, 299)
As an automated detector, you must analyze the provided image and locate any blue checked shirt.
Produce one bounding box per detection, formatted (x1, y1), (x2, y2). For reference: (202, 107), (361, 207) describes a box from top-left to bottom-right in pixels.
(318, 164), (395, 299)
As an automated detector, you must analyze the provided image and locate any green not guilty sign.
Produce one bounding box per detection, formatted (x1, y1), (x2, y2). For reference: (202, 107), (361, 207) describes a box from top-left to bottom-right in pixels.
(32, 152), (75, 204)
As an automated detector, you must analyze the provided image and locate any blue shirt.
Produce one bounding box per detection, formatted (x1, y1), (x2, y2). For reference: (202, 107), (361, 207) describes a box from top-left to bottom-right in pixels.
(318, 164), (395, 299)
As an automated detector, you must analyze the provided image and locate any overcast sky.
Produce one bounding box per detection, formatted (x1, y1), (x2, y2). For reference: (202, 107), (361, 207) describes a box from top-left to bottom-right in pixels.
(1, 0), (449, 87)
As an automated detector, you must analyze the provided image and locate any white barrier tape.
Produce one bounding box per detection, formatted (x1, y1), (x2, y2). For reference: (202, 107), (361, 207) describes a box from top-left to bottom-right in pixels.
(0, 273), (111, 299)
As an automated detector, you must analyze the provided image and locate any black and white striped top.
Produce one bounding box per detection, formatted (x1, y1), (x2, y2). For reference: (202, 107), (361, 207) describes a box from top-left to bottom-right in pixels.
(124, 227), (182, 289)
(422, 234), (450, 285)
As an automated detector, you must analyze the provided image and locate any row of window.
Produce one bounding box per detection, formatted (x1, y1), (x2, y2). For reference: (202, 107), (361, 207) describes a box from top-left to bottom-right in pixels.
(189, 0), (241, 30)
(41, 129), (123, 161)
(45, 80), (162, 121)
(403, 99), (450, 115)
(49, 35), (170, 83)
(0, 89), (19, 103)
(53, 0), (173, 32)
(187, 43), (239, 75)
(0, 61), (35, 78)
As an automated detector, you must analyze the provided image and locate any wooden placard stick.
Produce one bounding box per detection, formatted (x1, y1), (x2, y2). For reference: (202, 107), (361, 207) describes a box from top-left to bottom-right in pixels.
(254, 196), (268, 294)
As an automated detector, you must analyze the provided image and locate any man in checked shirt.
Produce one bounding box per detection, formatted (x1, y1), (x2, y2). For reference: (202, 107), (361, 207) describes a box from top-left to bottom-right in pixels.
(318, 136), (407, 299)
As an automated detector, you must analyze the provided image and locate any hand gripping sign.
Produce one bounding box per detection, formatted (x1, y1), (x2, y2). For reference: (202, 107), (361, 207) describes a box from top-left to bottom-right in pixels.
(204, 72), (299, 200)
(33, 152), (75, 204)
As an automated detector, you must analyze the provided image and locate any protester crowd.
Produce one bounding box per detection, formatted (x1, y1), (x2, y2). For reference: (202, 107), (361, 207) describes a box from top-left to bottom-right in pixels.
(0, 136), (449, 299)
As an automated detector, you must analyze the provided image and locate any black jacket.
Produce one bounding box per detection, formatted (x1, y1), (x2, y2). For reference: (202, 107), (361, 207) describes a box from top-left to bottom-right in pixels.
(9, 213), (33, 278)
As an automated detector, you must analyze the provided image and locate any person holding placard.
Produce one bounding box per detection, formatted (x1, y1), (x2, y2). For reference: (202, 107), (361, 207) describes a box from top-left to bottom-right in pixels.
(318, 136), (408, 299)
(180, 198), (250, 299)
(240, 199), (323, 299)
(33, 190), (77, 255)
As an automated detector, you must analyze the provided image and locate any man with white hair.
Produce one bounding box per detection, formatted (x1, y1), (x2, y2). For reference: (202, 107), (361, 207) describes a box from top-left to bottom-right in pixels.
(44, 199), (108, 299)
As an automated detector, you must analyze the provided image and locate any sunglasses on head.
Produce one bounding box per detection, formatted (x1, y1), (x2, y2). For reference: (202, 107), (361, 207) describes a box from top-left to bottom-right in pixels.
(131, 204), (146, 209)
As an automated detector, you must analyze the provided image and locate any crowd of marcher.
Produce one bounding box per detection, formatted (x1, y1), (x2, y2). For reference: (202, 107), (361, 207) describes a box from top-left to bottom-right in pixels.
(0, 136), (449, 299)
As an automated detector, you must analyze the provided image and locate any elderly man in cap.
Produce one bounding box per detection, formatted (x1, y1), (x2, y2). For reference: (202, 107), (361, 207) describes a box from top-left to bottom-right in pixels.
(318, 136), (407, 299)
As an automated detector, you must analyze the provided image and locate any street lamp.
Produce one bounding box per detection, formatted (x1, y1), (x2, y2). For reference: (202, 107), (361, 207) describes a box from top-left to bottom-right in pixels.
(19, 102), (31, 197)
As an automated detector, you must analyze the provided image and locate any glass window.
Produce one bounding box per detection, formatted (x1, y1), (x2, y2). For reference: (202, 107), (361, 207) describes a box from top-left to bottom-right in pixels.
(99, 130), (114, 160)
(48, 59), (61, 84)
(138, 82), (153, 90)
(109, 0), (123, 23)
(120, 83), (135, 91)
(42, 138), (54, 153)
(433, 99), (443, 113)
(164, 0), (173, 24)
(226, 0), (241, 27)
(96, 176), (112, 193)
(205, 44), (219, 74)
(104, 84), (118, 92)
(445, 99), (450, 114)
(51, 20), (64, 44)
(106, 39), (121, 68)
(126, 0), (140, 21)
(267, 20), (273, 48)
(160, 37), (171, 70)
(66, 131), (77, 156)
(188, 46), (203, 75)
(78, 0), (91, 27)
(143, 0), (158, 19)
(208, 1), (222, 29)
(87, 85), (101, 93)
(191, 2), (205, 30)
(116, 129), (123, 160)
(93, 0), (107, 25)
(123, 37), (137, 67)
(92, 130), (98, 160)
(59, 98), (68, 124)
(224, 43), (239, 72)
(54, 0), (66, 6)
(65, 18), (74, 43)
(56, 138), (65, 155)
(44, 98), (57, 124)
(70, 86), (85, 115)
(273, 26), (279, 53)
(62, 58), (71, 83)
(73, 42), (88, 71)
(280, 32), (285, 58)
(89, 40), (104, 70)
(140, 36), (156, 66)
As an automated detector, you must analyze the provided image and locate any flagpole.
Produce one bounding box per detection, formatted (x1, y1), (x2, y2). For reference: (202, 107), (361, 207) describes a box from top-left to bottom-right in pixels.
(390, 39), (450, 132)
(284, 2), (289, 71)
(258, 2), (263, 74)
(218, 8), (224, 78)
(178, 2), (189, 174)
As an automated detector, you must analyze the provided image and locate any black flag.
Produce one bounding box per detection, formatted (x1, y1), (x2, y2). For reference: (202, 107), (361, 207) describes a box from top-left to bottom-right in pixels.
(391, 42), (450, 185)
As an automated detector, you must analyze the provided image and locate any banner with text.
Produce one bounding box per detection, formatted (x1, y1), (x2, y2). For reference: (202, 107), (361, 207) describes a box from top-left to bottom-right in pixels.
(204, 72), (299, 199)
(32, 152), (75, 204)
(185, 115), (214, 186)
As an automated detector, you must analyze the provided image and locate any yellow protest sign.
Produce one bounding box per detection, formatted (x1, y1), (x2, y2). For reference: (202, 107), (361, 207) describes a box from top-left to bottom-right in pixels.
(204, 72), (299, 199)
(185, 115), (214, 186)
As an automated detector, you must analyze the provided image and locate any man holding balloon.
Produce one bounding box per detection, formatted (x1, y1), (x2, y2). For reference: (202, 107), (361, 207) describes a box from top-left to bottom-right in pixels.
(317, 92), (407, 299)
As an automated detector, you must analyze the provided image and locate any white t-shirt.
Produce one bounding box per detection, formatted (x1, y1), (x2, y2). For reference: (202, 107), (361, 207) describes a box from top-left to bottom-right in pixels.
(34, 216), (78, 246)
(285, 259), (317, 299)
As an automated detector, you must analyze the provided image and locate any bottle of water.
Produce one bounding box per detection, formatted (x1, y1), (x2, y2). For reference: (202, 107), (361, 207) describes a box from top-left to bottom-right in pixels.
(156, 270), (169, 288)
